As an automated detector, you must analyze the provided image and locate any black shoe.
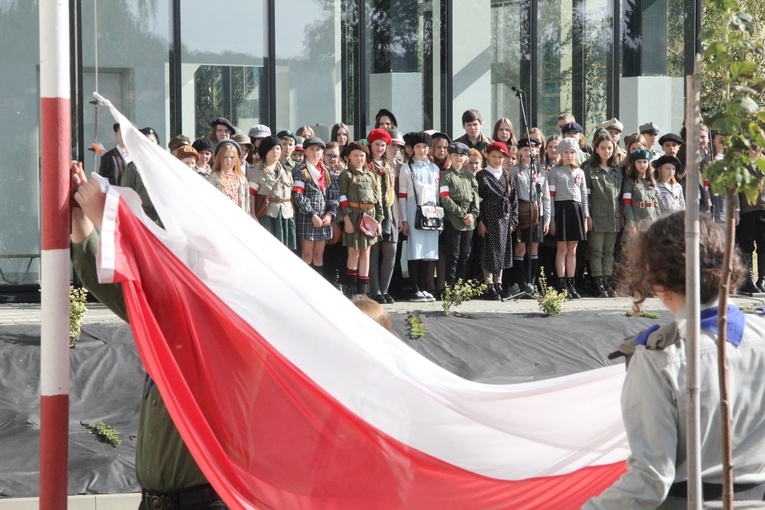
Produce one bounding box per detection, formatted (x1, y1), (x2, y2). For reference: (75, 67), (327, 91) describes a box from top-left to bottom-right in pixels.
(739, 278), (760, 296)
(604, 276), (618, 298)
(567, 277), (581, 299)
(372, 292), (386, 304)
(485, 285), (501, 301)
(757, 279), (765, 293)
(383, 293), (395, 304)
(594, 277), (609, 298)
(357, 281), (370, 297)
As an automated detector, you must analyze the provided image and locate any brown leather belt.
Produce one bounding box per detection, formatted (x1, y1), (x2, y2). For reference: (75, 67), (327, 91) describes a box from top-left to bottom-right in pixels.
(270, 197), (291, 203)
(633, 201), (655, 208)
(141, 484), (222, 509)
(349, 201), (374, 210)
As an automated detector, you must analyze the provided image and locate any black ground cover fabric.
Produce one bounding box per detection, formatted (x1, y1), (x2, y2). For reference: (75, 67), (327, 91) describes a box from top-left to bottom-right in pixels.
(0, 310), (669, 496)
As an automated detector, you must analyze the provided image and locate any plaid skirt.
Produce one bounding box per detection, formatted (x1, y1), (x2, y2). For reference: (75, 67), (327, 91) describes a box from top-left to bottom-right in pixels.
(296, 210), (332, 241)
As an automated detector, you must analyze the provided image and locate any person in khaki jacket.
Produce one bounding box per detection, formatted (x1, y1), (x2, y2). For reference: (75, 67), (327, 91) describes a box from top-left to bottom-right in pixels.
(584, 131), (623, 298)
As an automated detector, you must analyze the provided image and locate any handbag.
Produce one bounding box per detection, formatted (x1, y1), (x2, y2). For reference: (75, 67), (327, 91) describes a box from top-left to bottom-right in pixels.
(415, 203), (443, 230)
(357, 212), (379, 238)
(254, 167), (282, 220)
(517, 199), (539, 230)
(410, 171), (444, 231)
(351, 174), (380, 238)
(253, 194), (270, 219)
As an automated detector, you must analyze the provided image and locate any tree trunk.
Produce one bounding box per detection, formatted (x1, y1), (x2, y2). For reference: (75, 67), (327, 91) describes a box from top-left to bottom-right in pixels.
(717, 189), (737, 509)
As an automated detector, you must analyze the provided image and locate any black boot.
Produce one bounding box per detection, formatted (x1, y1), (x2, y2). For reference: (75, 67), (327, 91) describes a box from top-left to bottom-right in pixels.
(594, 277), (609, 298)
(556, 277), (568, 297)
(567, 277), (581, 299)
(357, 279), (370, 297)
(604, 275), (617, 298)
(342, 270), (358, 298)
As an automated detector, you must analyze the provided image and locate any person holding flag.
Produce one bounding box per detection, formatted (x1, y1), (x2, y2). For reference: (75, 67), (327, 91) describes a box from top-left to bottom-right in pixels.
(70, 161), (228, 509)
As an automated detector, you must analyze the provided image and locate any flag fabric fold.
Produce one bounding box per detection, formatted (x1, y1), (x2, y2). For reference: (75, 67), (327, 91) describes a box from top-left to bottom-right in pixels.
(92, 96), (629, 509)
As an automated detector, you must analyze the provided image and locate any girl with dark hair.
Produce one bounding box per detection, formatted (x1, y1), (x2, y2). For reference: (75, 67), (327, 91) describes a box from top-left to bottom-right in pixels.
(374, 109), (398, 130)
(399, 132), (441, 302)
(338, 142), (384, 297)
(584, 132), (623, 298)
(439, 141), (480, 289)
(330, 122), (350, 153)
(292, 137), (339, 272)
(509, 138), (550, 297)
(585, 212), (765, 509)
(476, 141), (519, 300)
(492, 117), (518, 149)
(542, 135), (561, 172)
(622, 148), (660, 237)
(249, 136), (296, 249)
(549, 137), (589, 297)
(366, 129), (399, 304)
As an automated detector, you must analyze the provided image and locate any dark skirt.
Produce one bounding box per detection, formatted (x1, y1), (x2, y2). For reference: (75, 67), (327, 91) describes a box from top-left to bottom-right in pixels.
(518, 221), (544, 243)
(260, 210), (297, 250)
(554, 200), (586, 241)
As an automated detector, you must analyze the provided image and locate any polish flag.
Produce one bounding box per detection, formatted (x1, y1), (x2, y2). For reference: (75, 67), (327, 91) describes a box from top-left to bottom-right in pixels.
(94, 98), (629, 509)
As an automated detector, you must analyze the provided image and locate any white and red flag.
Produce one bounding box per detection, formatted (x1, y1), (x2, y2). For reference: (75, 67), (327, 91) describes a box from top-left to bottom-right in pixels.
(94, 97), (629, 509)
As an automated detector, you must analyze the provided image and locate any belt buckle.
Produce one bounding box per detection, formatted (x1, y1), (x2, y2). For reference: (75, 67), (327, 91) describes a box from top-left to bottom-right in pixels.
(147, 494), (165, 510)
(639, 201), (646, 208)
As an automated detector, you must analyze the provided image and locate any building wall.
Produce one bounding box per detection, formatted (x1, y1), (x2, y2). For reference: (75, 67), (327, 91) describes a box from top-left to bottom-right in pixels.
(0, 0), (692, 288)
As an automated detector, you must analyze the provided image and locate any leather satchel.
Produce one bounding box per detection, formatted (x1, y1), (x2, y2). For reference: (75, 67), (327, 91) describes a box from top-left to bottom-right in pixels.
(517, 199), (539, 231)
(415, 203), (444, 231)
(253, 194), (270, 219)
(357, 212), (379, 238)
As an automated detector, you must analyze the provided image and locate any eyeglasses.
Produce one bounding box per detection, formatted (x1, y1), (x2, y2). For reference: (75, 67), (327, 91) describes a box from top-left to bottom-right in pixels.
(326, 154), (339, 159)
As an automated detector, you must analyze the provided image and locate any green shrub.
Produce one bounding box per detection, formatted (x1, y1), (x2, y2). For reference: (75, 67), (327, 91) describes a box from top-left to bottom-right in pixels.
(70, 285), (88, 347)
(534, 269), (566, 316)
(406, 314), (427, 340)
(441, 279), (487, 315)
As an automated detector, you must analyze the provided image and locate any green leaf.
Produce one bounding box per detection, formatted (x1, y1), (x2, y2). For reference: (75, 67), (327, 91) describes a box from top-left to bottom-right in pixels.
(730, 61), (758, 78)
(741, 96), (759, 113)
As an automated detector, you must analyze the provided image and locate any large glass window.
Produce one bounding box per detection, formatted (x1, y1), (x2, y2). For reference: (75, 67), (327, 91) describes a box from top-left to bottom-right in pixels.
(275, 0), (346, 140)
(491, 0), (526, 135)
(180, 0), (268, 140)
(536, 0), (574, 135)
(0, 1), (40, 286)
(81, 0), (170, 167)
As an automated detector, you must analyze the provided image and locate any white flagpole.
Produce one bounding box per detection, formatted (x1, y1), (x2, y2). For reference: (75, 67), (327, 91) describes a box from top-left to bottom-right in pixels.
(684, 55), (703, 510)
(39, 0), (71, 507)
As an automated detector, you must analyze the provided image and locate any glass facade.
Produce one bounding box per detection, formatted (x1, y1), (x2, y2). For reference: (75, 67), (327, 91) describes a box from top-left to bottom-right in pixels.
(0, 0), (694, 292)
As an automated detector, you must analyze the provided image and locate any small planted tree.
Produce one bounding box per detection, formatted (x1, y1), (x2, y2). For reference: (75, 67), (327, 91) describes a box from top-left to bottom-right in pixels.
(702, 0), (764, 504)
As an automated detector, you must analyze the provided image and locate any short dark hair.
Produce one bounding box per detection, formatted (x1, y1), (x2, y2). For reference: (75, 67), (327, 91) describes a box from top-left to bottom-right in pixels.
(461, 109), (483, 125)
(623, 212), (742, 305)
(113, 123), (120, 133)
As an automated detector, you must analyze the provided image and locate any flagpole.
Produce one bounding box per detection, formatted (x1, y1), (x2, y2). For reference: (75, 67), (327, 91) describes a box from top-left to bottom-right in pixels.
(683, 55), (703, 510)
(39, 1), (71, 508)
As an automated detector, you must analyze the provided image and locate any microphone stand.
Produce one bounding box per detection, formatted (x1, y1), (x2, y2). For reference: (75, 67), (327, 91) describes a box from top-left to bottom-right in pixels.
(515, 87), (538, 295)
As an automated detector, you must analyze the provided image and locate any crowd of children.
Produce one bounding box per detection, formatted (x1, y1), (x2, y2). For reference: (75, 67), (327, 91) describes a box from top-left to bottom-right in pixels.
(104, 107), (765, 301)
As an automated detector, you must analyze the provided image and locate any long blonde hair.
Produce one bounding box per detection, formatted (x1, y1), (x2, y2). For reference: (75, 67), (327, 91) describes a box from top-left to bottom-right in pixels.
(211, 146), (244, 179)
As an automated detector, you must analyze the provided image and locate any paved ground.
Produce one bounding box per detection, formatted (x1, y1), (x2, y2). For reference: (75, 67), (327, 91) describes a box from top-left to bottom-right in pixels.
(2, 294), (764, 325)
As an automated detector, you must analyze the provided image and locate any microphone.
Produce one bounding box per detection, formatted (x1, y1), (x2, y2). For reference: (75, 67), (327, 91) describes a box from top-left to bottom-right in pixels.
(511, 86), (524, 93)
